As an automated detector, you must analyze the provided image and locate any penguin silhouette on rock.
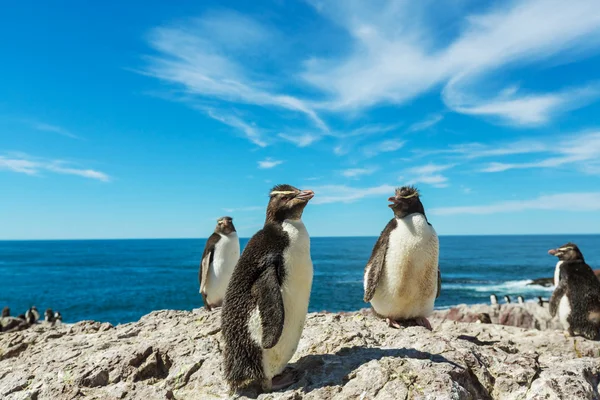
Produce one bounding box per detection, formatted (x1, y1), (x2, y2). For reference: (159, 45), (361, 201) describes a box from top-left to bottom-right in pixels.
(548, 243), (600, 340)
(221, 184), (315, 393)
(363, 186), (440, 330)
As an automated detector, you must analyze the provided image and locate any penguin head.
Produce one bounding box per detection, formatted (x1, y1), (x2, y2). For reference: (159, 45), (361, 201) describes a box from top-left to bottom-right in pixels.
(1, 307), (9, 317)
(548, 242), (584, 262)
(266, 184), (315, 222)
(388, 186), (425, 218)
(215, 216), (236, 235)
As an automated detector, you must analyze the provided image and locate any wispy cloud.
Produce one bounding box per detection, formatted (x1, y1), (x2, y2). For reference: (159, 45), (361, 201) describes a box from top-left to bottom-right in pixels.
(312, 184), (394, 204)
(258, 158), (283, 169)
(363, 139), (405, 157)
(206, 110), (267, 147)
(142, 10), (328, 140)
(222, 206), (263, 213)
(341, 167), (377, 178)
(31, 122), (79, 139)
(278, 132), (320, 147)
(408, 115), (443, 133)
(431, 192), (600, 215)
(0, 154), (110, 182)
(303, 0), (600, 124)
(402, 163), (454, 188)
(478, 131), (600, 174)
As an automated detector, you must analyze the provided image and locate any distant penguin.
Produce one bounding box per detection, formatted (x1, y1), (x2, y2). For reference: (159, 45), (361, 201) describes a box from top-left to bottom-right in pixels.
(221, 184), (315, 393)
(2, 307), (9, 317)
(199, 216), (240, 311)
(54, 311), (63, 324)
(517, 296), (525, 305)
(537, 296), (545, 307)
(477, 313), (492, 324)
(44, 308), (55, 324)
(25, 306), (39, 325)
(503, 295), (511, 304)
(548, 243), (600, 340)
(490, 294), (498, 306)
(363, 186), (440, 330)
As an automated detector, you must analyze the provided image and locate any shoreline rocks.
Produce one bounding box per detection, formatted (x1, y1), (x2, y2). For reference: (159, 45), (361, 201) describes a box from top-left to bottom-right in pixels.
(1, 306), (599, 399)
(528, 269), (600, 287)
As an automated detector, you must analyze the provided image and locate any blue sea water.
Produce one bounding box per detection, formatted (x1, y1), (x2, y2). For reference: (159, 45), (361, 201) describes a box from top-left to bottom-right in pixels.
(1, 235), (599, 325)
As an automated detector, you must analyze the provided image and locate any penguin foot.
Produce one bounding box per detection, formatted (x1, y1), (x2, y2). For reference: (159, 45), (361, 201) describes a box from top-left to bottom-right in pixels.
(386, 318), (404, 329)
(271, 367), (299, 391)
(415, 317), (433, 331)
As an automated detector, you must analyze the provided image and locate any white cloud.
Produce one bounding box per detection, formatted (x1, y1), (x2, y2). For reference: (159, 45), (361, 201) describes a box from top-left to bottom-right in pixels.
(408, 114), (443, 132)
(206, 110), (267, 147)
(312, 184), (395, 205)
(479, 131), (600, 174)
(258, 158), (283, 169)
(278, 132), (321, 147)
(431, 192), (600, 215)
(0, 154), (110, 182)
(303, 0), (600, 124)
(222, 206), (263, 213)
(341, 167), (377, 178)
(403, 163), (454, 188)
(31, 122), (79, 139)
(143, 11), (328, 138)
(363, 139), (405, 157)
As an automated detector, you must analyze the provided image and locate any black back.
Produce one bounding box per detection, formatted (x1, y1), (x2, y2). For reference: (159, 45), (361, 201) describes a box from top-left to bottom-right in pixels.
(555, 260), (600, 339)
(198, 232), (221, 286)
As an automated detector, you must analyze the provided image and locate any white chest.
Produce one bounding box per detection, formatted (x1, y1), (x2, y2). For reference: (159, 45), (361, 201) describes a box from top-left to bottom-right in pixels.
(370, 214), (439, 319)
(554, 261), (563, 287)
(261, 219), (313, 379)
(386, 214), (437, 272)
(558, 294), (571, 330)
(212, 232), (240, 273)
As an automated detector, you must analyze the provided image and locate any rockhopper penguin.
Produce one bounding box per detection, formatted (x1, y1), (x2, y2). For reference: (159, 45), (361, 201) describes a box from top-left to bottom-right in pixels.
(199, 216), (240, 310)
(363, 186), (440, 330)
(548, 243), (600, 340)
(221, 184), (315, 393)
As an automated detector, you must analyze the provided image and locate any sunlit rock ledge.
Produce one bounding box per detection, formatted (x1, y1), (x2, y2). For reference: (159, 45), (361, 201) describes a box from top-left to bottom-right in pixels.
(1, 305), (599, 399)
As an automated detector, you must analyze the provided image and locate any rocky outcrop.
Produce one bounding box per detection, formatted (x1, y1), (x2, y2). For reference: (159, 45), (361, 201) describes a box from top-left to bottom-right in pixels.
(1, 308), (599, 400)
(528, 269), (600, 287)
(432, 302), (563, 331)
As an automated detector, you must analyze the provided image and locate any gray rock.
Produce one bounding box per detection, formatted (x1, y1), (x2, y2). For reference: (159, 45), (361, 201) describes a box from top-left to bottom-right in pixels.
(1, 307), (599, 399)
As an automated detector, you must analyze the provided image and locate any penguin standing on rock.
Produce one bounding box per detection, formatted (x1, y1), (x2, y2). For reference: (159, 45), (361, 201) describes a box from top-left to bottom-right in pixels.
(221, 184), (315, 393)
(490, 294), (498, 307)
(199, 216), (240, 311)
(503, 295), (511, 304)
(25, 306), (39, 325)
(517, 296), (525, 305)
(548, 243), (600, 340)
(363, 186), (440, 330)
(45, 308), (55, 324)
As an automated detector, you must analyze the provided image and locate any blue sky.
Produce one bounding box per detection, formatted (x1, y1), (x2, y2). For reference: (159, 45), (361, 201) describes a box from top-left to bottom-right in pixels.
(2, 0), (600, 239)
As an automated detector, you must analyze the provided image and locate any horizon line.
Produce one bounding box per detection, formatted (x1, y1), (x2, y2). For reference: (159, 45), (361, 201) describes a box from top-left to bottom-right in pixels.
(0, 233), (599, 241)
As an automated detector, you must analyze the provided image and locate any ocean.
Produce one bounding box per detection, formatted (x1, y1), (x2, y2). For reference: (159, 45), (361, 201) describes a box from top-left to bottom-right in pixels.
(1, 235), (598, 325)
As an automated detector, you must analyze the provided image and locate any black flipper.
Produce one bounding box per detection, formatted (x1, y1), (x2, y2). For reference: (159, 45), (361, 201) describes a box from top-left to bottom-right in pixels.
(252, 255), (285, 349)
(364, 218), (397, 302)
(549, 279), (567, 317)
(436, 269), (442, 299)
(199, 233), (220, 310)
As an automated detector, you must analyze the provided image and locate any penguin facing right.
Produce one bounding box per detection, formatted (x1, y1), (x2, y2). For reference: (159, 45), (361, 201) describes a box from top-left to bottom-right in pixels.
(548, 243), (600, 340)
(199, 216), (240, 311)
(221, 184), (315, 393)
(363, 186), (440, 330)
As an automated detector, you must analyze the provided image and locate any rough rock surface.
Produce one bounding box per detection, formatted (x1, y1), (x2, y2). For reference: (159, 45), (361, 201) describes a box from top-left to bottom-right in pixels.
(432, 302), (563, 331)
(529, 270), (600, 287)
(1, 308), (599, 400)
